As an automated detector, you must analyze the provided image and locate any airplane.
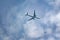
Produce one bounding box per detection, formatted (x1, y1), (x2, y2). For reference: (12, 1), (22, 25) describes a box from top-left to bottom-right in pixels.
(25, 10), (40, 21)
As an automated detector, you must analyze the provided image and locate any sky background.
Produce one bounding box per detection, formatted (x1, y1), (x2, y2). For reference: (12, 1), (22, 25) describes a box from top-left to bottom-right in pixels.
(0, 0), (60, 40)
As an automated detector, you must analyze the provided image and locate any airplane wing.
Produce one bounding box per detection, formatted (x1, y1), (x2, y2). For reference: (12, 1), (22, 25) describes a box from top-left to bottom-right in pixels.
(28, 18), (33, 21)
(28, 15), (33, 17)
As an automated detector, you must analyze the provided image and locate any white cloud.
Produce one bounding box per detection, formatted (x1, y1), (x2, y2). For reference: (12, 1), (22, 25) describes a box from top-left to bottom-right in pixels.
(3, 36), (10, 40)
(39, 38), (44, 40)
(19, 38), (25, 40)
(40, 11), (60, 38)
(55, 33), (60, 38)
(24, 20), (44, 38)
(45, 0), (60, 9)
(50, 12), (60, 26)
(47, 36), (55, 40)
(41, 11), (60, 24)
(26, 0), (37, 3)
(54, 0), (60, 6)
(45, 28), (53, 35)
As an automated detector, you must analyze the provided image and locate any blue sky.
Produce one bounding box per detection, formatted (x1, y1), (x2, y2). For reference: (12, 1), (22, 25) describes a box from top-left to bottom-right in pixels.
(0, 0), (60, 40)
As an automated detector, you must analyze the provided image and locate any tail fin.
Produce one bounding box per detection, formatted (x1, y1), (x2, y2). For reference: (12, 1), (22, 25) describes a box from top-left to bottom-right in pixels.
(25, 12), (28, 16)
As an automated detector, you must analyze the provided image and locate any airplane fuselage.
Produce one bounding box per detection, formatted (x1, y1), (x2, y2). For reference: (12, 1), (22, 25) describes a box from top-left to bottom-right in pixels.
(32, 16), (36, 19)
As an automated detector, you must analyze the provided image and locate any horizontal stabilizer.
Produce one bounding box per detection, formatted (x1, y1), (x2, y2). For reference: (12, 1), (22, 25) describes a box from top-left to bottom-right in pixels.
(25, 12), (28, 16)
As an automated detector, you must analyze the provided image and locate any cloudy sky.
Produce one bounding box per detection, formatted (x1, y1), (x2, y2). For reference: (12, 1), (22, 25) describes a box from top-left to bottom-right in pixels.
(0, 0), (60, 40)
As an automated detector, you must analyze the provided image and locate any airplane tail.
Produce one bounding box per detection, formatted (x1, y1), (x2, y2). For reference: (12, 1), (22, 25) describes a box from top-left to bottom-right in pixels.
(25, 12), (28, 16)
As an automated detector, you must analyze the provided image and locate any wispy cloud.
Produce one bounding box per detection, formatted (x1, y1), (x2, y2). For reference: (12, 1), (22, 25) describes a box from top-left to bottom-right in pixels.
(40, 10), (60, 38)
(24, 20), (44, 38)
(45, 0), (60, 10)
(0, 0), (60, 40)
